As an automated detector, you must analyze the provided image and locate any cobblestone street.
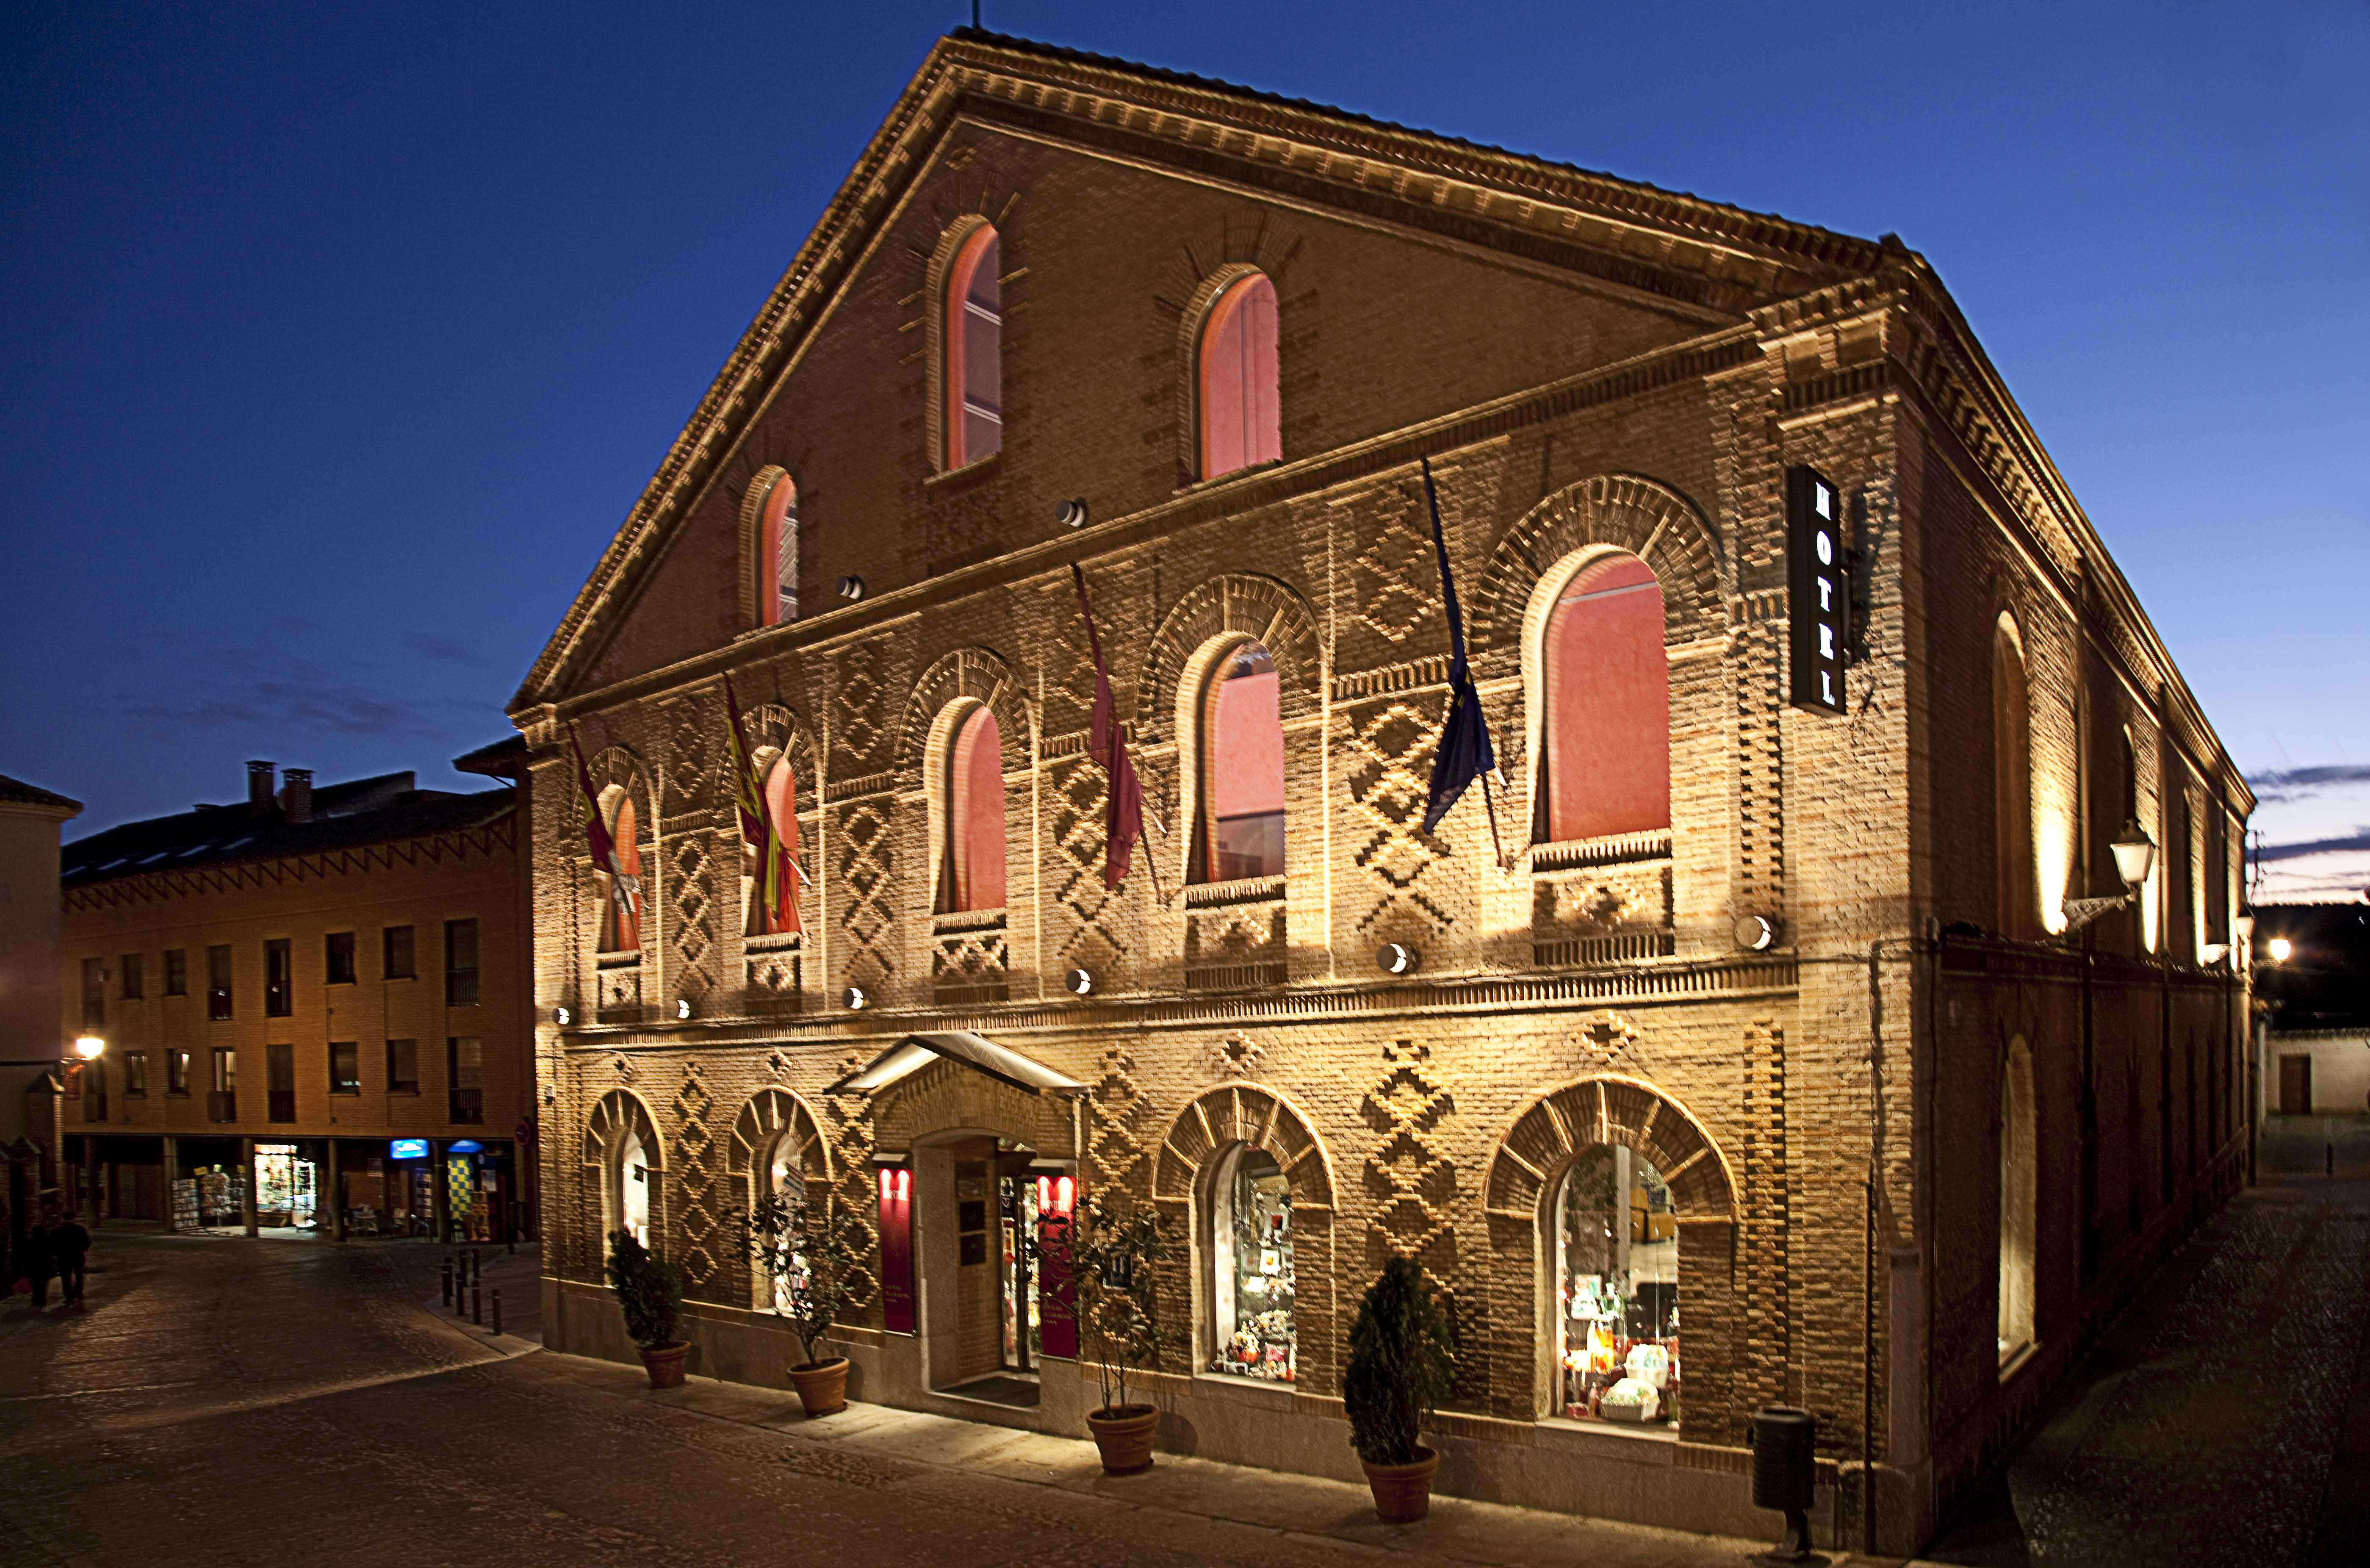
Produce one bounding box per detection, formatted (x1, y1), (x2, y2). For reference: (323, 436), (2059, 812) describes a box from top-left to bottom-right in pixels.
(8, 1169), (2369, 1568)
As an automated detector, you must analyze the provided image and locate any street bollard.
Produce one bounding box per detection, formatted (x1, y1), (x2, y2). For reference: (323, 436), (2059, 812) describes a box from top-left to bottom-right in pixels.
(440, 1257), (453, 1307)
(471, 1280), (482, 1326)
(492, 1288), (503, 1337)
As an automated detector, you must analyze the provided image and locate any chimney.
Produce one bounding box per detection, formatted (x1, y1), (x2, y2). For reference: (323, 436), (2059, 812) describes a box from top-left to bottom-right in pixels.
(247, 760), (276, 814)
(281, 768), (314, 825)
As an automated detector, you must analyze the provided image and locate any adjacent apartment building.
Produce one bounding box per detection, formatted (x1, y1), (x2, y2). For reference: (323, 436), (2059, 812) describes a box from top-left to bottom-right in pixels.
(58, 748), (535, 1242)
(3, 771), (83, 1277)
(511, 33), (2251, 1552)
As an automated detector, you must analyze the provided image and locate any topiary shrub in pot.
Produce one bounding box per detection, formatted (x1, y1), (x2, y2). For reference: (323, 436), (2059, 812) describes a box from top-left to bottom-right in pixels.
(735, 1189), (875, 1417)
(1027, 1194), (1180, 1474)
(1343, 1256), (1455, 1523)
(606, 1229), (689, 1388)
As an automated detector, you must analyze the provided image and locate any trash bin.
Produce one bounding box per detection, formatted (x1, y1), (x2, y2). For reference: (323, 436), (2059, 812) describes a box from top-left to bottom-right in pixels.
(1750, 1405), (1816, 1561)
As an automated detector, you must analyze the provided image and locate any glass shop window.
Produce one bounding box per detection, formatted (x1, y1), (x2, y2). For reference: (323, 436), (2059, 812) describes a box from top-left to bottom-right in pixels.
(1193, 641), (1285, 883)
(617, 1127), (651, 1250)
(1554, 1144), (1679, 1427)
(1208, 1144), (1296, 1382)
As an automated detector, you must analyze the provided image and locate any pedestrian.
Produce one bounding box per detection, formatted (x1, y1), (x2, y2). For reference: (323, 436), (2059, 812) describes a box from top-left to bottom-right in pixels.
(51, 1211), (90, 1308)
(20, 1209), (55, 1310)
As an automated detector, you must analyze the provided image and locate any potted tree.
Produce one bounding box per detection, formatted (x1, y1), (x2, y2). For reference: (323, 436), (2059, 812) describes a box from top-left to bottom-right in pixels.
(736, 1188), (875, 1417)
(1029, 1194), (1179, 1474)
(606, 1229), (689, 1388)
(1343, 1256), (1455, 1523)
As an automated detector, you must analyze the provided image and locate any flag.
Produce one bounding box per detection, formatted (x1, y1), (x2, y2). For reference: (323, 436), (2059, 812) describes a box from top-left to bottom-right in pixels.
(1072, 563), (1145, 889)
(1418, 458), (1504, 844)
(724, 675), (803, 935)
(570, 729), (639, 922)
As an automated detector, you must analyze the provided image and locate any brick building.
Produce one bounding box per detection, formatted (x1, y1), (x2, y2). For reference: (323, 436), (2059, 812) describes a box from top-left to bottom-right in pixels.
(513, 33), (2251, 1551)
(3, 771), (83, 1278)
(58, 749), (536, 1243)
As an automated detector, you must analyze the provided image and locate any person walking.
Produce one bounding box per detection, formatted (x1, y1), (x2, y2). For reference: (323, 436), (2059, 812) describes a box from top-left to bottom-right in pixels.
(51, 1211), (90, 1308)
(20, 1209), (55, 1310)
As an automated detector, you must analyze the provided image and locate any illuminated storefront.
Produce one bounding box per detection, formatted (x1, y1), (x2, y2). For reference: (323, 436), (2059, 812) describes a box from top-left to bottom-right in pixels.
(1210, 1146), (1296, 1382)
(1555, 1145), (1679, 1425)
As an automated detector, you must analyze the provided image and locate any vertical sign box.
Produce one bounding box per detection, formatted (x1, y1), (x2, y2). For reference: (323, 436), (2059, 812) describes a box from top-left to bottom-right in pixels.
(1786, 466), (1848, 714)
(877, 1163), (915, 1333)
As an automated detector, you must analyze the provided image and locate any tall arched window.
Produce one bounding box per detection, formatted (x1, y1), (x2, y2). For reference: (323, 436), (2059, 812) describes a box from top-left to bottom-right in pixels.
(1193, 640), (1285, 883)
(1198, 272), (1280, 480)
(1993, 617), (2036, 938)
(1537, 553), (1670, 844)
(945, 225), (1002, 468)
(754, 474), (798, 627)
(745, 753), (804, 937)
(1999, 1036), (2037, 1366)
(617, 1125), (651, 1250)
(1206, 1142), (1296, 1382)
(599, 792), (642, 954)
(1553, 1144), (1679, 1424)
(937, 706), (1006, 913)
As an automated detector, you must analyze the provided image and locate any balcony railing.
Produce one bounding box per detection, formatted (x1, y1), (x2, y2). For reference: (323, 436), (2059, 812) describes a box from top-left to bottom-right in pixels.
(449, 1089), (484, 1125)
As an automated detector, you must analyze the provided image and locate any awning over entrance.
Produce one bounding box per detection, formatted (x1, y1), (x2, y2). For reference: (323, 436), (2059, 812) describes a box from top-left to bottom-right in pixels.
(826, 1031), (1086, 1098)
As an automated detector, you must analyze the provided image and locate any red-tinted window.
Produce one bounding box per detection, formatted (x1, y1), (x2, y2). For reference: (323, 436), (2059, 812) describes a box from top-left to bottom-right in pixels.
(1196, 642), (1285, 882)
(946, 227), (1002, 468)
(748, 757), (804, 936)
(941, 707), (1006, 912)
(602, 794), (643, 953)
(1539, 554), (1670, 843)
(1199, 273), (1281, 480)
(756, 476), (798, 626)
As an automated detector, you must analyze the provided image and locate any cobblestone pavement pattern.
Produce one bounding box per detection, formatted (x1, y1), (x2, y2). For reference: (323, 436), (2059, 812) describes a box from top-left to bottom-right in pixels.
(1927, 1150), (2370, 1568)
(1, 1235), (1765, 1568)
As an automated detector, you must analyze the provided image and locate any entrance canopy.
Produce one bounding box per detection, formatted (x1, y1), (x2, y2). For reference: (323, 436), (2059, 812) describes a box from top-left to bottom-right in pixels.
(826, 1031), (1085, 1099)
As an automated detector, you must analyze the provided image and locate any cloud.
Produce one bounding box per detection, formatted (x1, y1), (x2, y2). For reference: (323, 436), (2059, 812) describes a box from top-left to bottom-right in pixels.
(2259, 830), (2370, 863)
(2247, 763), (2370, 805)
(131, 680), (487, 741)
(400, 632), (499, 670)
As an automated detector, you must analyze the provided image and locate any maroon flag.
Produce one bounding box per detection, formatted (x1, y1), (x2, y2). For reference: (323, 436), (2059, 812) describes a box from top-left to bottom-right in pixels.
(570, 729), (638, 924)
(1072, 563), (1144, 889)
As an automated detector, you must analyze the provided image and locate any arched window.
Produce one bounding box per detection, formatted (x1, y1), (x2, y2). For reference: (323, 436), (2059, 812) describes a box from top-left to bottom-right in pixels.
(1193, 640), (1285, 883)
(1537, 552), (1670, 844)
(937, 705), (1006, 913)
(944, 225), (1002, 468)
(1206, 1142), (1296, 1382)
(1553, 1144), (1679, 1424)
(1993, 616), (2036, 939)
(1999, 1036), (2037, 1366)
(617, 1125), (651, 1251)
(599, 792), (642, 954)
(1198, 272), (1280, 480)
(745, 752), (804, 937)
(754, 474), (798, 627)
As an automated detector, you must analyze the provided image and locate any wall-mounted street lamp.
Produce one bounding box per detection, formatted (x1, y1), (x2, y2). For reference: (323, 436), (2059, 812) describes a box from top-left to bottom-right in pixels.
(2266, 937), (2292, 964)
(1376, 943), (1419, 975)
(2060, 820), (2158, 936)
(73, 1035), (106, 1062)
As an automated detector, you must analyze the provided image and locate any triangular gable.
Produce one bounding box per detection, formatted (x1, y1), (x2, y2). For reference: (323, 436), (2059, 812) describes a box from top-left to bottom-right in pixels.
(512, 29), (1886, 713)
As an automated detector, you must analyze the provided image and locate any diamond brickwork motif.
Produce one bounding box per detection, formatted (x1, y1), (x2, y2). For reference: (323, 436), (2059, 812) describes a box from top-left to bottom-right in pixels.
(1361, 1039), (1457, 1280)
(1089, 1044), (1155, 1196)
(825, 1055), (880, 1313)
(1352, 493), (1434, 648)
(670, 832), (715, 995)
(833, 641), (886, 767)
(1048, 754), (1127, 969)
(666, 693), (711, 809)
(670, 1062), (720, 1289)
(1343, 698), (1453, 935)
(836, 800), (895, 987)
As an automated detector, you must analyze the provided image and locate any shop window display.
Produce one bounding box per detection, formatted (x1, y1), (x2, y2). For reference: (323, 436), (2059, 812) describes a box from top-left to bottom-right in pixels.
(1554, 1144), (1679, 1425)
(1209, 1146), (1296, 1382)
(617, 1128), (651, 1249)
(254, 1142), (317, 1229)
(764, 1137), (803, 1313)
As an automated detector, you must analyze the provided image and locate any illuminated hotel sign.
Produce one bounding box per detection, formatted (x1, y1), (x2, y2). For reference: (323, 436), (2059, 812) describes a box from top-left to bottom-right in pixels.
(1786, 465), (1848, 715)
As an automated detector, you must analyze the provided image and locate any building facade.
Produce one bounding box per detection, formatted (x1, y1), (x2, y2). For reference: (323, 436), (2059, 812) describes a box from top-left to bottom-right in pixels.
(3, 771), (83, 1278)
(2251, 903), (2370, 1139)
(515, 33), (2251, 1551)
(58, 751), (536, 1242)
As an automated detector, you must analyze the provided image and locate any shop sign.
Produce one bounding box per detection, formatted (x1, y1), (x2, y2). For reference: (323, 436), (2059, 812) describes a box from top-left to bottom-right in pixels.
(449, 1139), (482, 1153)
(390, 1138), (429, 1160)
(1786, 465), (1849, 715)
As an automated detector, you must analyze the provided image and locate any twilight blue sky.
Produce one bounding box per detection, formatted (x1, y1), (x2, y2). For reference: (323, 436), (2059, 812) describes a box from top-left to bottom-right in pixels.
(3, 2), (2365, 895)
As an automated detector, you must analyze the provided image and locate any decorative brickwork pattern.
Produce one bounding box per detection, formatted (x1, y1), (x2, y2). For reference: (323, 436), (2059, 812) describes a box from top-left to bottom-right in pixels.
(1343, 696), (1453, 935)
(1361, 1039), (1456, 1282)
(669, 1061), (722, 1291)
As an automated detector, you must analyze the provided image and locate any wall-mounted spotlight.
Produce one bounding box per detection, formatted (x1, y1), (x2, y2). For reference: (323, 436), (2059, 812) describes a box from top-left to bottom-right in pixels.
(842, 985), (870, 1010)
(1733, 914), (1776, 952)
(837, 575), (866, 602)
(1058, 499), (1089, 529)
(1065, 967), (1096, 996)
(554, 1004), (572, 1027)
(675, 997), (693, 1021)
(1376, 943), (1419, 975)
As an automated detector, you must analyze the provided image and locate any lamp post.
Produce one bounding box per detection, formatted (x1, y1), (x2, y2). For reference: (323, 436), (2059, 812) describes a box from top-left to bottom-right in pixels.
(2061, 821), (2159, 936)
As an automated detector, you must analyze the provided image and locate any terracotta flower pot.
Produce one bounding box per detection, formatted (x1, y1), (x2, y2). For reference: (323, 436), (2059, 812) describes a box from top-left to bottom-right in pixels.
(638, 1341), (691, 1389)
(789, 1356), (850, 1417)
(1361, 1446), (1440, 1524)
(1085, 1404), (1160, 1474)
